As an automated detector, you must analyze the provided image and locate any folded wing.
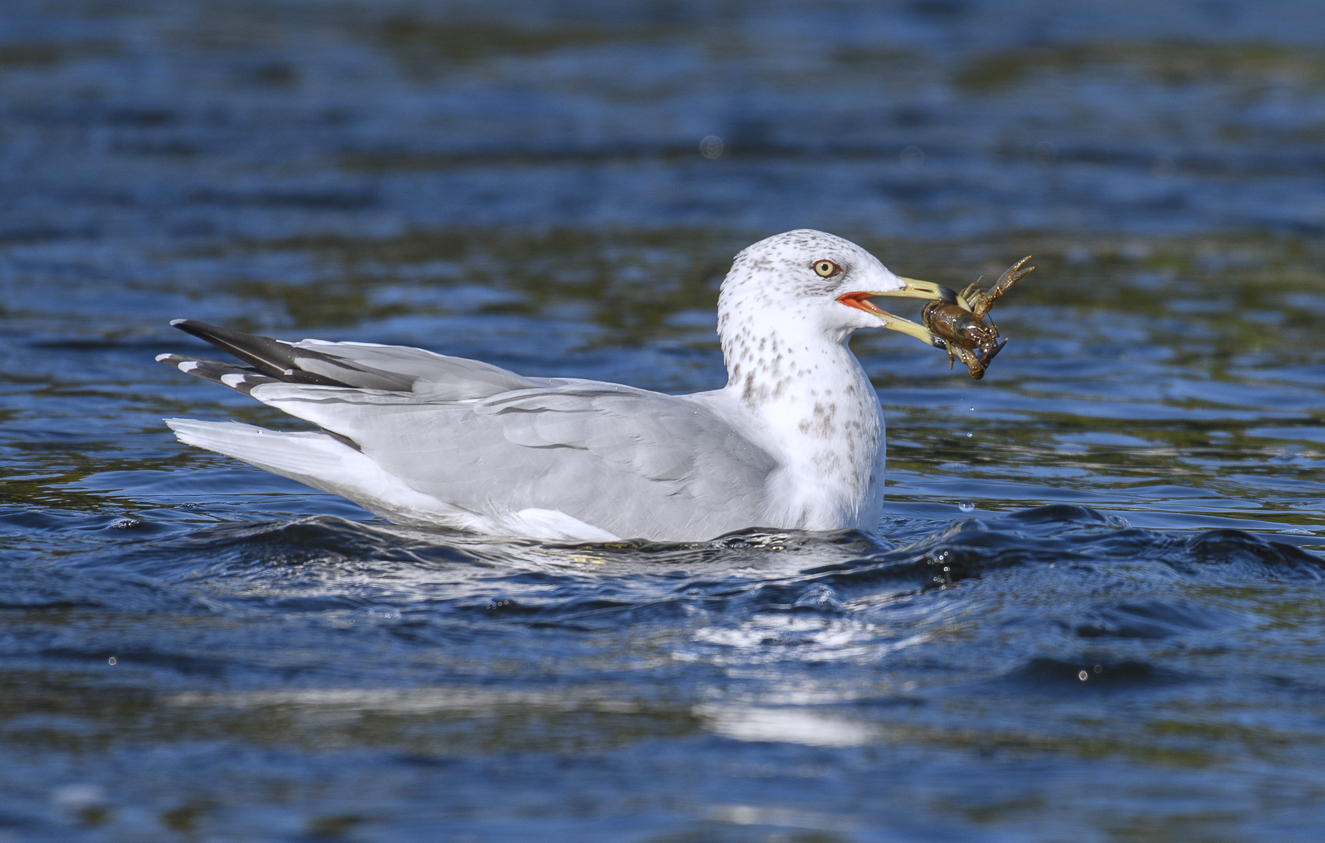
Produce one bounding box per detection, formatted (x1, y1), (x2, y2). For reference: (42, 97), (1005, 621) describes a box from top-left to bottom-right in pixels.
(161, 322), (778, 541)
(246, 381), (776, 541)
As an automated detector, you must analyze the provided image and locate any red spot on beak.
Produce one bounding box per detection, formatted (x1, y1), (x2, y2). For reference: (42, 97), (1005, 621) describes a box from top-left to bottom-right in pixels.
(836, 292), (889, 316)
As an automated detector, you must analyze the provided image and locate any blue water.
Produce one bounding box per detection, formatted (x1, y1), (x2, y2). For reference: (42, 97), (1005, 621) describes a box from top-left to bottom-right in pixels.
(3, 1), (1325, 840)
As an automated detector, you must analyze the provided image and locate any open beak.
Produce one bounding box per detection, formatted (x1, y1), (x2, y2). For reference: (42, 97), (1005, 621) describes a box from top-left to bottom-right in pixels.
(836, 278), (969, 349)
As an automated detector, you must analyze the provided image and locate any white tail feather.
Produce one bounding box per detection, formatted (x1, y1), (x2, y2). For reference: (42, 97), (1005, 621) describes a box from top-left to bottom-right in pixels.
(166, 419), (349, 479)
(164, 419), (471, 528)
(164, 419), (621, 540)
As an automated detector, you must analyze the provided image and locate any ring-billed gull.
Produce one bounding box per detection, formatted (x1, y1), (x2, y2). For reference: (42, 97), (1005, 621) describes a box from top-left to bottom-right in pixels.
(158, 229), (959, 542)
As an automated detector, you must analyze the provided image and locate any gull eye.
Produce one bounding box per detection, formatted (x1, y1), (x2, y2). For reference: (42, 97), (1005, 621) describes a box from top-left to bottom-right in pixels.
(812, 260), (843, 278)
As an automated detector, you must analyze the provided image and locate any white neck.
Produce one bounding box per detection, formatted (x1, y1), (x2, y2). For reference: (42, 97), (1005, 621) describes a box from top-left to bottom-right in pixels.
(716, 306), (886, 531)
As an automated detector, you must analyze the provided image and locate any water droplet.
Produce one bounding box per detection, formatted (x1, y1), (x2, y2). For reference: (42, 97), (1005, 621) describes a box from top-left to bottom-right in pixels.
(107, 657), (117, 666)
(1093, 664), (1102, 673)
(52, 783), (107, 811)
(1078, 670), (1088, 681)
(793, 584), (841, 611)
(958, 500), (975, 513)
(965, 432), (973, 438)
(699, 135), (724, 159)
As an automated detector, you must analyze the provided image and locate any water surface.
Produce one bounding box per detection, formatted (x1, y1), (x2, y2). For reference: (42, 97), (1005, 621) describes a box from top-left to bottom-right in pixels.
(2, 1), (1324, 840)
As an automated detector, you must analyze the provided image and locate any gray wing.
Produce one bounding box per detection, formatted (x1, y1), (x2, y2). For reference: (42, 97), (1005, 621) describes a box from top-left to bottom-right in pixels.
(253, 382), (779, 541)
(170, 320), (542, 399)
(291, 339), (550, 399)
(163, 320), (778, 540)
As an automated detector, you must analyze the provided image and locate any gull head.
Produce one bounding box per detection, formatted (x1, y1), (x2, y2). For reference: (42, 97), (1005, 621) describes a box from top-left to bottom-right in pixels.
(717, 229), (954, 349)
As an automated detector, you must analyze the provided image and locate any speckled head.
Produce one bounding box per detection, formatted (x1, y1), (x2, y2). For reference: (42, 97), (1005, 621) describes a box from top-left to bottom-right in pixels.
(717, 229), (910, 346)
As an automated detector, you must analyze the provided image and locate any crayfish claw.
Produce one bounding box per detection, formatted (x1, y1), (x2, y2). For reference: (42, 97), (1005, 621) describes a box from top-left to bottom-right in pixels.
(917, 257), (1032, 379)
(991, 256), (1034, 298)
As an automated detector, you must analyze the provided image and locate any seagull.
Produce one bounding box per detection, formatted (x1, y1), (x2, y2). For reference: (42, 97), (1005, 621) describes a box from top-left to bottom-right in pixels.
(158, 229), (957, 542)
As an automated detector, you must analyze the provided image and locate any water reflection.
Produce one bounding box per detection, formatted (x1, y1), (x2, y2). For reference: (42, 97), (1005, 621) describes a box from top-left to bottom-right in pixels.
(2, 0), (1325, 839)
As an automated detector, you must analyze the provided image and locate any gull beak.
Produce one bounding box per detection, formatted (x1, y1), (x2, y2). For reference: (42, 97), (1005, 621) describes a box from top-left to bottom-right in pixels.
(836, 278), (970, 349)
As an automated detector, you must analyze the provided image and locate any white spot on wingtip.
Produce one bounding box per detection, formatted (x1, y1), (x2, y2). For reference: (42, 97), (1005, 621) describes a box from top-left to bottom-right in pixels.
(178, 361), (199, 372)
(221, 373), (247, 387)
(154, 353), (171, 362)
(170, 319), (187, 327)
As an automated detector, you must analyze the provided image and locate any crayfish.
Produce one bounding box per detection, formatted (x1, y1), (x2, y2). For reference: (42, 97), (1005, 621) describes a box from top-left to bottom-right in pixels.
(922, 256), (1034, 380)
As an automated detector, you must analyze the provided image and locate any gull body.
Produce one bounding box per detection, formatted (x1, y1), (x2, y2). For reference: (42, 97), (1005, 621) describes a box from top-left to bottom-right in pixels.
(159, 230), (950, 542)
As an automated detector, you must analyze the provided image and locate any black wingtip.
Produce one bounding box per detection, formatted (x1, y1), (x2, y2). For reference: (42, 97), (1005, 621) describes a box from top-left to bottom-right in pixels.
(171, 319), (225, 343)
(936, 285), (958, 305)
(167, 319), (353, 387)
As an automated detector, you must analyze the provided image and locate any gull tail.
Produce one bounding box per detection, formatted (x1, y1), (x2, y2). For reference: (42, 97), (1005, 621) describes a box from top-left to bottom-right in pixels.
(164, 419), (468, 528)
(165, 419), (359, 486)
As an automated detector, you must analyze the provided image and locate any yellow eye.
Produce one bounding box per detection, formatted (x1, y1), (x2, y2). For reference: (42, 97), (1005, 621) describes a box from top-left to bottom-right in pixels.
(813, 260), (842, 278)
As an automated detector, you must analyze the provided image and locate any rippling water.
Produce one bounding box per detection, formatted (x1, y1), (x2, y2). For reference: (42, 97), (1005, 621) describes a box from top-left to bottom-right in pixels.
(3, 1), (1325, 840)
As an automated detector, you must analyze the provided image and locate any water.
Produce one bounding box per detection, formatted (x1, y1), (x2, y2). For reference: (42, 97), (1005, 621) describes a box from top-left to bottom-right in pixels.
(3, 1), (1325, 840)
